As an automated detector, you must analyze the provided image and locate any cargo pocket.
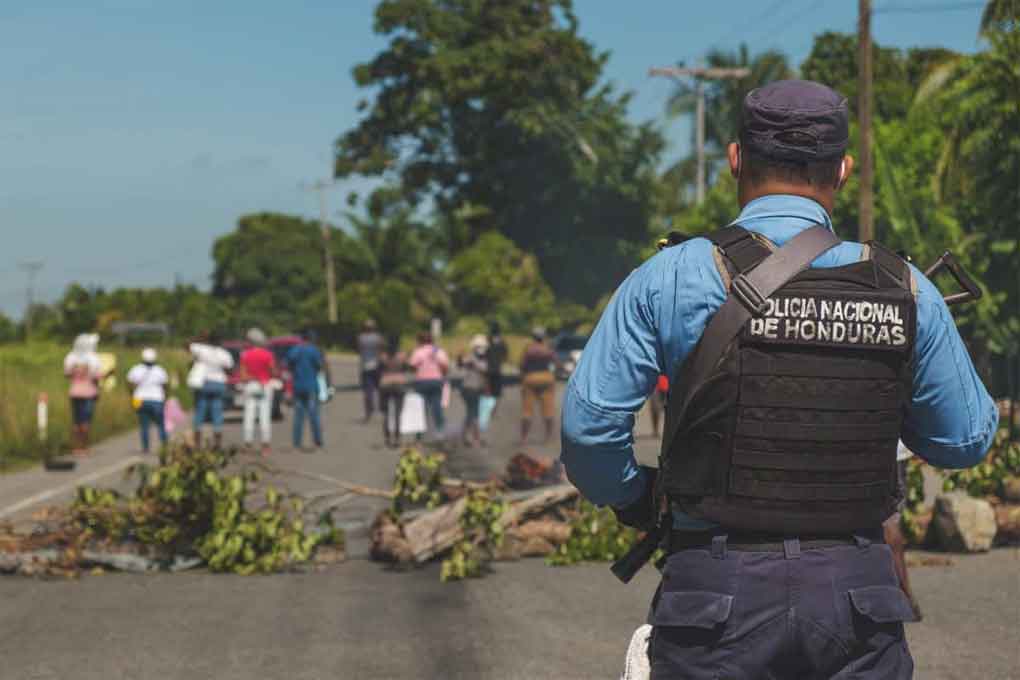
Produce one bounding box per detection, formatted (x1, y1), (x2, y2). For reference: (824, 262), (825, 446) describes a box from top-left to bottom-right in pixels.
(651, 590), (734, 629)
(847, 584), (916, 651)
(848, 586), (918, 624)
(648, 591), (734, 678)
(844, 586), (917, 676)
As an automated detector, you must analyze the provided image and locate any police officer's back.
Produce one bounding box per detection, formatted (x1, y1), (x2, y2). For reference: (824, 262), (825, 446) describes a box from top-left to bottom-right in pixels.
(561, 80), (998, 679)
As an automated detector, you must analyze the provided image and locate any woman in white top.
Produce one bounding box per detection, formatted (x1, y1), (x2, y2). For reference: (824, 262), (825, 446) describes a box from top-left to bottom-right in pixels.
(127, 348), (170, 453)
(189, 332), (234, 449)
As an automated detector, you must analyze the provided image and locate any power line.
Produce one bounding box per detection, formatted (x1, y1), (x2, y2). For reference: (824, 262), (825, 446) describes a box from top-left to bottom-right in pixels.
(741, 0), (832, 48)
(875, 1), (986, 13)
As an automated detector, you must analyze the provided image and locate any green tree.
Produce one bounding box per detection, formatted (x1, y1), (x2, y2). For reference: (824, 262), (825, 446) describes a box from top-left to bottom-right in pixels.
(981, 0), (1019, 35)
(915, 29), (1020, 356)
(335, 0), (665, 304)
(800, 32), (954, 121)
(212, 212), (373, 332)
(0, 312), (17, 343)
(446, 231), (561, 333)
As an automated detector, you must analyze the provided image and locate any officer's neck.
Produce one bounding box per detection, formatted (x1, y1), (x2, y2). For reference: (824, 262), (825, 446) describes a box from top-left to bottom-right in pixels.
(737, 182), (835, 214)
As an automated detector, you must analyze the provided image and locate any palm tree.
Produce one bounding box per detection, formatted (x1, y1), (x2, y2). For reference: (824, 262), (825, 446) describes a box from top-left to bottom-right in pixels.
(913, 27), (1019, 356)
(663, 44), (792, 200)
(665, 44), (793, 154)
(980, 0), (1019, 35)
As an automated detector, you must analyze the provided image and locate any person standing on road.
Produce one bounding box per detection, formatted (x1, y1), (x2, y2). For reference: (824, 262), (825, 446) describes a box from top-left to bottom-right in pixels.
(409, 331), (449, 439)
(357, 319), (385, 423)
(519, 327), (556, 445)
(189, 333), (234, 450)
(458, 334), (489, 447)
(378, 338), (408, 448)
(485, 321), (509, 412)
(64, 333), (102, 455)
(561, 80), (998, 678)
(287, 329), (325, 451)
(240, 328), (276, 455)
(126, 348), (169, 454)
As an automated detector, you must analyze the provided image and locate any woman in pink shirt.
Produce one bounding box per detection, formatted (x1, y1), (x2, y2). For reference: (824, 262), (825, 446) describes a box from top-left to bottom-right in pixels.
(64, 333), (102, 455)
(408, 331), (449, 436)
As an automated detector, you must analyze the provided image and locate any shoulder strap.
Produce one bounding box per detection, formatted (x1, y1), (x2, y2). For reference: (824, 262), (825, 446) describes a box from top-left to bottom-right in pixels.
(707, 225), (774, 276)
(661, 225), (841, 459)
(867, 240), (915, 295)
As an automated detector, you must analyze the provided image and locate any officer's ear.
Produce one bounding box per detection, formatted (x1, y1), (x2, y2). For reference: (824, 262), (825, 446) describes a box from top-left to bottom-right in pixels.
(728, 143), (741, 179)
(835, 155), (854, 190)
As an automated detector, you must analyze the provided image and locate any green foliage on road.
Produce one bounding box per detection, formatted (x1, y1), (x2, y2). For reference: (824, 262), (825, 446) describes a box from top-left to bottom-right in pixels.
(0, 343), (191, 472)
(391, 449), (446, 515)
(72, 446), (343, 575)
(943, 426), (1020, 499)
(547, 500), (637, 566)
(441, 487), (509, 582)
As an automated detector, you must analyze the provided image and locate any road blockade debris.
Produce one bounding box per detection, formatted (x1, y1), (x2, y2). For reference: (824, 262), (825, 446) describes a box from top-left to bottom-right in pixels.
(0, 445), (344, 577)
(368, 448), (648, 580)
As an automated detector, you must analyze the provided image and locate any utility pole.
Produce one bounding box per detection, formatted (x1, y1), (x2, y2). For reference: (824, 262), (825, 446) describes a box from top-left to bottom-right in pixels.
(858, 0), (875, 243)
(649, 66), (750, 204)
(18, 261), (43, 338)
(302, 179), (338, 325)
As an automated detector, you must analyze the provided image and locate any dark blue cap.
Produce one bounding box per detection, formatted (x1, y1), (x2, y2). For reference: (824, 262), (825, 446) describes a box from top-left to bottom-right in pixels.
(741, 79), (849, 162)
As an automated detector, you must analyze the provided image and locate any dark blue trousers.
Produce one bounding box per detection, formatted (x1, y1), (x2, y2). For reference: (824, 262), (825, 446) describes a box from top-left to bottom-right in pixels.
(649, 536), (916, 679)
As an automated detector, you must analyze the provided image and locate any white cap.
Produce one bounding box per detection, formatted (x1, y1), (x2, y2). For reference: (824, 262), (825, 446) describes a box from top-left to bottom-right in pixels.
(141, 348), (157, 363)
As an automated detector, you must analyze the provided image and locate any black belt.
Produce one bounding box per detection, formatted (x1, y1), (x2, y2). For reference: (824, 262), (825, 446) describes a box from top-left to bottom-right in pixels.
(668, 528), (884, 553)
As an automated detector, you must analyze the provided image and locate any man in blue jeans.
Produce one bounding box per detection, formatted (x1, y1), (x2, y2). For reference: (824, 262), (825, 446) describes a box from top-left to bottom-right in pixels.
(287, 330), (327, 451)
(562, 80), (997, 679)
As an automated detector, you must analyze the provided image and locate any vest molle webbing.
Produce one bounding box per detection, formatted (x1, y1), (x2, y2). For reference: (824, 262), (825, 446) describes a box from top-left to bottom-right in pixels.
(661, 226), (917, 534)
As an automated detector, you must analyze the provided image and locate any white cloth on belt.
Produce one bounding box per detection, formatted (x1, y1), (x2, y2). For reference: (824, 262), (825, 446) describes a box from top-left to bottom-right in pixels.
(620, 624), (652, 680)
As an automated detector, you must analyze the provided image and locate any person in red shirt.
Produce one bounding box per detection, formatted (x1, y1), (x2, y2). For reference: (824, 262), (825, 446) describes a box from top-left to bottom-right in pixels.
(240, 328), (277, 454)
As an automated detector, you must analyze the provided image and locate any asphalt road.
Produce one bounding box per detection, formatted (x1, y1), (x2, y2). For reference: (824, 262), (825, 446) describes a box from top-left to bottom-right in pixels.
(1, 358), (1017, 679)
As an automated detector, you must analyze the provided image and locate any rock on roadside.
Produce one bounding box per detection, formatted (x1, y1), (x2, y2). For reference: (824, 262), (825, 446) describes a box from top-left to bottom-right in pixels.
(931, 492), (997, 552)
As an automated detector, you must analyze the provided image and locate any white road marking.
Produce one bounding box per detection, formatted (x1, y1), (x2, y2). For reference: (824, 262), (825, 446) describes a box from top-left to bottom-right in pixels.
(0, 455), (143, 519)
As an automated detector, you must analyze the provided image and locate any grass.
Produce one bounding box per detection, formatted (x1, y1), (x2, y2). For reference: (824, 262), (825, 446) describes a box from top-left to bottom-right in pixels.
(0, 342), (191, 473)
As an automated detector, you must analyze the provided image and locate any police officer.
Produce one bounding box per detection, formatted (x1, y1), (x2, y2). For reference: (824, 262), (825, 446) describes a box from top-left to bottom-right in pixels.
(561, 80), (998, 679)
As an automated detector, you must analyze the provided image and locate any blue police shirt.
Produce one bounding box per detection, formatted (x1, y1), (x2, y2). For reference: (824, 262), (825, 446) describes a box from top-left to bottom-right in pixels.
(561, 194), (998, 527)
(286, 343), (324, 395)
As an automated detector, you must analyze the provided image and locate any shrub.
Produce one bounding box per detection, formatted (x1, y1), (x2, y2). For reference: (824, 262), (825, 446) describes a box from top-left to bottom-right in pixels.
(943, 426), (1020, 499)
(547, 500), (638, 566)
(440, 487), (509, 582)
(72, 446), (342, 574)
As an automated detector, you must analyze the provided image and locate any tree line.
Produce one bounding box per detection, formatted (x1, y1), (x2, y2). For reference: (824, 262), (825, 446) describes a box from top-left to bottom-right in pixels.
(5, 0), (1015, 393)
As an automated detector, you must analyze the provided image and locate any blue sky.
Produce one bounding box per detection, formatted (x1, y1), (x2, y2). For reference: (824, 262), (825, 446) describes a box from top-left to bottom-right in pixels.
(0, 0), (989, 317)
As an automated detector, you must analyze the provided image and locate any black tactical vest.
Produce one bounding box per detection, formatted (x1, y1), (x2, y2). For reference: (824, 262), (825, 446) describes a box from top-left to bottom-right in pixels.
(660, 226), (917, 534)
